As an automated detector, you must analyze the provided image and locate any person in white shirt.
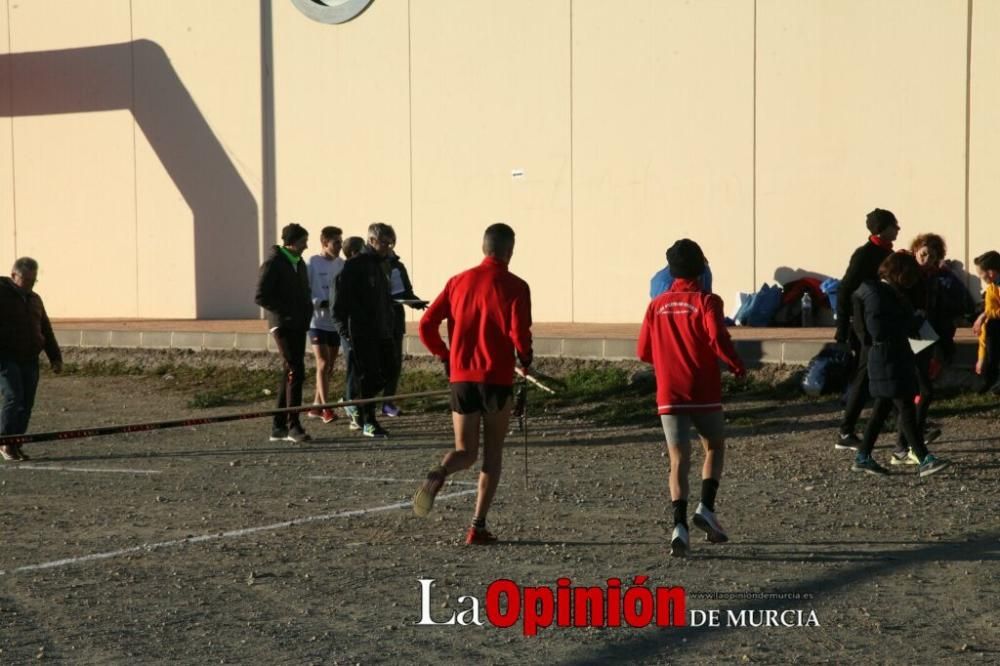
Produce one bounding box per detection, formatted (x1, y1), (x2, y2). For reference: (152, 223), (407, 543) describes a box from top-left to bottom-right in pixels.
(306, 226), (345, 424)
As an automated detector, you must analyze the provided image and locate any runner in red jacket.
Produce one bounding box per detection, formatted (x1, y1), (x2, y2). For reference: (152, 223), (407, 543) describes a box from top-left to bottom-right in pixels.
(412, 223), (533, 545)
(637, 239), (745, 558)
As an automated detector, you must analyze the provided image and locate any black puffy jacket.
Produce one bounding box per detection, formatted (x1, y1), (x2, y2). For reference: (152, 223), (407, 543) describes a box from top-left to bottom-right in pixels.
(853, 280), (923, 399)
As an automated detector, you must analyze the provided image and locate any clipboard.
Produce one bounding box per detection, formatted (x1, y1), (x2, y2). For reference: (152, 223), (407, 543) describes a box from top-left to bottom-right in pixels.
(908, 321), (938, 355)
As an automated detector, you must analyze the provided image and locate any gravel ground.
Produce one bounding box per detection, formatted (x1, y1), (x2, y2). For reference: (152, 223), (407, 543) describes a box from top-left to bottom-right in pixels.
(0, 358), (997, 664)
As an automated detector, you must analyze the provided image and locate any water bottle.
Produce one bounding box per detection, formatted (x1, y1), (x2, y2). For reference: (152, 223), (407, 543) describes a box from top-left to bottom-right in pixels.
(801, 292), (813, 327)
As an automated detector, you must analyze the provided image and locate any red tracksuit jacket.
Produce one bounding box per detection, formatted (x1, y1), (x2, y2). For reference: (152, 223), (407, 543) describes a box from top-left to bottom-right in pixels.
(637, 278), (744, 414)
(419, 256), (533, 386)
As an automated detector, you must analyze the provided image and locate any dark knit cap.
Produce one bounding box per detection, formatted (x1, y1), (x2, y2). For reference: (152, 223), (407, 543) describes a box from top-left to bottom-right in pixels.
(666, 239), (706, 279)
(865, 208), (898, 234)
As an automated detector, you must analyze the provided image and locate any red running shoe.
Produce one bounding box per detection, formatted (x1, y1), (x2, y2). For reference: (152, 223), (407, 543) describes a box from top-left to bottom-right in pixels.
(320, 408), (338, 424)
(306, 408), (323, 419)
(465, 527), (498, 546)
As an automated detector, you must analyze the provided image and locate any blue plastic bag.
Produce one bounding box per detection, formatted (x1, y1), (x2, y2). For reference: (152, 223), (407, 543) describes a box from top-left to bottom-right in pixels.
(820, 278), (840, 312)
(742, 284), (783, 327)
(801, 344), (852, 397)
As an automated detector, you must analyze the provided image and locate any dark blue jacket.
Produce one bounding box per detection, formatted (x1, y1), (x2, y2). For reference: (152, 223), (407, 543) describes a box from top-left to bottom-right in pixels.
(853, 280), (923, 399)
(649, 265), (713, 299)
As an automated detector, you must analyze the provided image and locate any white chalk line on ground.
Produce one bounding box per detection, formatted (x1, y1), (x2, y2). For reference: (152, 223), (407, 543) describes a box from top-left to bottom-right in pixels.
(0, 489), (477, 576)
(0, 465), (162, 475)
(308, 474), (477, 486)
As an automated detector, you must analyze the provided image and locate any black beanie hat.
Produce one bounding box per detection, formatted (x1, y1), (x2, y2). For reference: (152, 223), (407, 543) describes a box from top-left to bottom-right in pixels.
(666, 239), (706, 279)
(866, 208), (897, 235)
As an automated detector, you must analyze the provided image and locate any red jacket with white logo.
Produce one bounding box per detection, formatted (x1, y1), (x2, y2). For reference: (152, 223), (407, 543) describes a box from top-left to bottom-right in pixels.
(637, 278), (744, 414)
(419, 257), (533, 386)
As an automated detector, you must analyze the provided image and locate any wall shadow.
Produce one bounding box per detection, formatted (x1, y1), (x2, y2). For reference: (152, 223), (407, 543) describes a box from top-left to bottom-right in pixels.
(0, 40), (259, 317)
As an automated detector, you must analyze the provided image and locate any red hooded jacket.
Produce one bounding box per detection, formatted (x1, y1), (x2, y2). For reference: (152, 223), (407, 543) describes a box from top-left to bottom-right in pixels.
(419, 257), (533, 386)
(637, 278), (744, 414)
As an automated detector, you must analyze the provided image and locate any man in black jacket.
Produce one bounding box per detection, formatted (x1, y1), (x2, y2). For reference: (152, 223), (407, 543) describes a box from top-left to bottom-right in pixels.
(255, 223), (313, 442)
(0, 257), (63, 461)
(333, 223), (396, 438)
(382, 225), (426, 418)
(834, 208), (898, 450)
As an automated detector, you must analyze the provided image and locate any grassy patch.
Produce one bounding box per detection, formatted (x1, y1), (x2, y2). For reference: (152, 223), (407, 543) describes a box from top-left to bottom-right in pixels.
(61, 359), (146, 377)
(722, 369), (807, 402)
(544, 364), (817, 427)
(543, 365), (648, 426)
(62, 361), (276, 409)
(59, 357), (451, 411)
(926, 388), (1000, 418)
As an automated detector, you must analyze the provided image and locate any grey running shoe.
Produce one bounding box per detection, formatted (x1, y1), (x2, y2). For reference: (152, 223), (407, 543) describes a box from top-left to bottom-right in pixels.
(344, 405), (361, 430)
(918, 454), (951, 478)
(852, 454), (889, 476)
(890, 448), (920, 466)
(362, 423), (389, 439)
(269, 427), (288, 442)
(836, 433), (862, 451)
(693, 503), (729, 543)
(285, 426), (312, 443)
(670, 524), (689, 558)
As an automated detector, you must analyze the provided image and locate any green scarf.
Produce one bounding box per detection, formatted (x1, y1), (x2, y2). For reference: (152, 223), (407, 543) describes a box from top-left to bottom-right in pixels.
(278, 246), (301, 266)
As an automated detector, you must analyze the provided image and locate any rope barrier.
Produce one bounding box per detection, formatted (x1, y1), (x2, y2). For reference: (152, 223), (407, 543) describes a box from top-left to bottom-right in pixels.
(0, 390), (450, 447)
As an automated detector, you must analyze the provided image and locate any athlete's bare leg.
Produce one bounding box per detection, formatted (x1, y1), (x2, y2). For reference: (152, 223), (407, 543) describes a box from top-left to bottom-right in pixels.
(472, 401), (513, 521)
(311, 343), (333, 406)
(667, 439), (692, 502)
(441, 411), (481, 472)
(700, 436), (725, 482)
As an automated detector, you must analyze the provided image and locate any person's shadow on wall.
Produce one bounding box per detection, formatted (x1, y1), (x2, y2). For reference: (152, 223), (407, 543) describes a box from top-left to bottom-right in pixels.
(0, 40), (259, 317)
(773, 266), (833, 286)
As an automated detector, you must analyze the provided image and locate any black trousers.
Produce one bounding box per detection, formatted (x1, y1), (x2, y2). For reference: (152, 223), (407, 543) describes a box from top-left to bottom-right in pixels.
(840, 346), (870, 435)
(894, 350), (933, 450)
(341, 337), (356, 401)
(351, 337), (395, 426)
(861, 397), (927, 460)
(272, 328), (307, 430)
(383, 304), (406, 400)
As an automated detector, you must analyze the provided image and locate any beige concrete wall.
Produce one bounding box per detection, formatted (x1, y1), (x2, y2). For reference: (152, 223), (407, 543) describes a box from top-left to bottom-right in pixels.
(969, 0), (1000, 285)
(1, 1), (263, 318)
(272, 0), (411, 269)
(6, 0), (137, 317)
(573, 0), (754, 321)
(756, 0), (968, 293)
(0, 0), (994, 323)
(131, 1), (263, 318)
(0, 1), (13, 274)
(409, 0), (573, 319)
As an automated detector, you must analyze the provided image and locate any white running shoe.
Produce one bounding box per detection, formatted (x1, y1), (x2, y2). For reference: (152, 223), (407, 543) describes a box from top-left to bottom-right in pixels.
(693, 503), (729, 543)
(670, 524), (689, 558)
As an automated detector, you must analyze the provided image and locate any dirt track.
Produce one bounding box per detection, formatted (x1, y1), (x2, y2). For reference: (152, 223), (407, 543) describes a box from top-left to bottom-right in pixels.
(1, 371), (998, 664)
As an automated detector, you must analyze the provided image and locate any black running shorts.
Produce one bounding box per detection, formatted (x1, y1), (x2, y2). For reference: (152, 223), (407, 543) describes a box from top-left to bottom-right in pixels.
(449, 382), (513, 415)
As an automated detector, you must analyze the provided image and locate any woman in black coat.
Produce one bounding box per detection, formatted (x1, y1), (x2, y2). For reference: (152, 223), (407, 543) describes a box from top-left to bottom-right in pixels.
(850, 252), (950, 477)
(888, 234), (976, 463)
